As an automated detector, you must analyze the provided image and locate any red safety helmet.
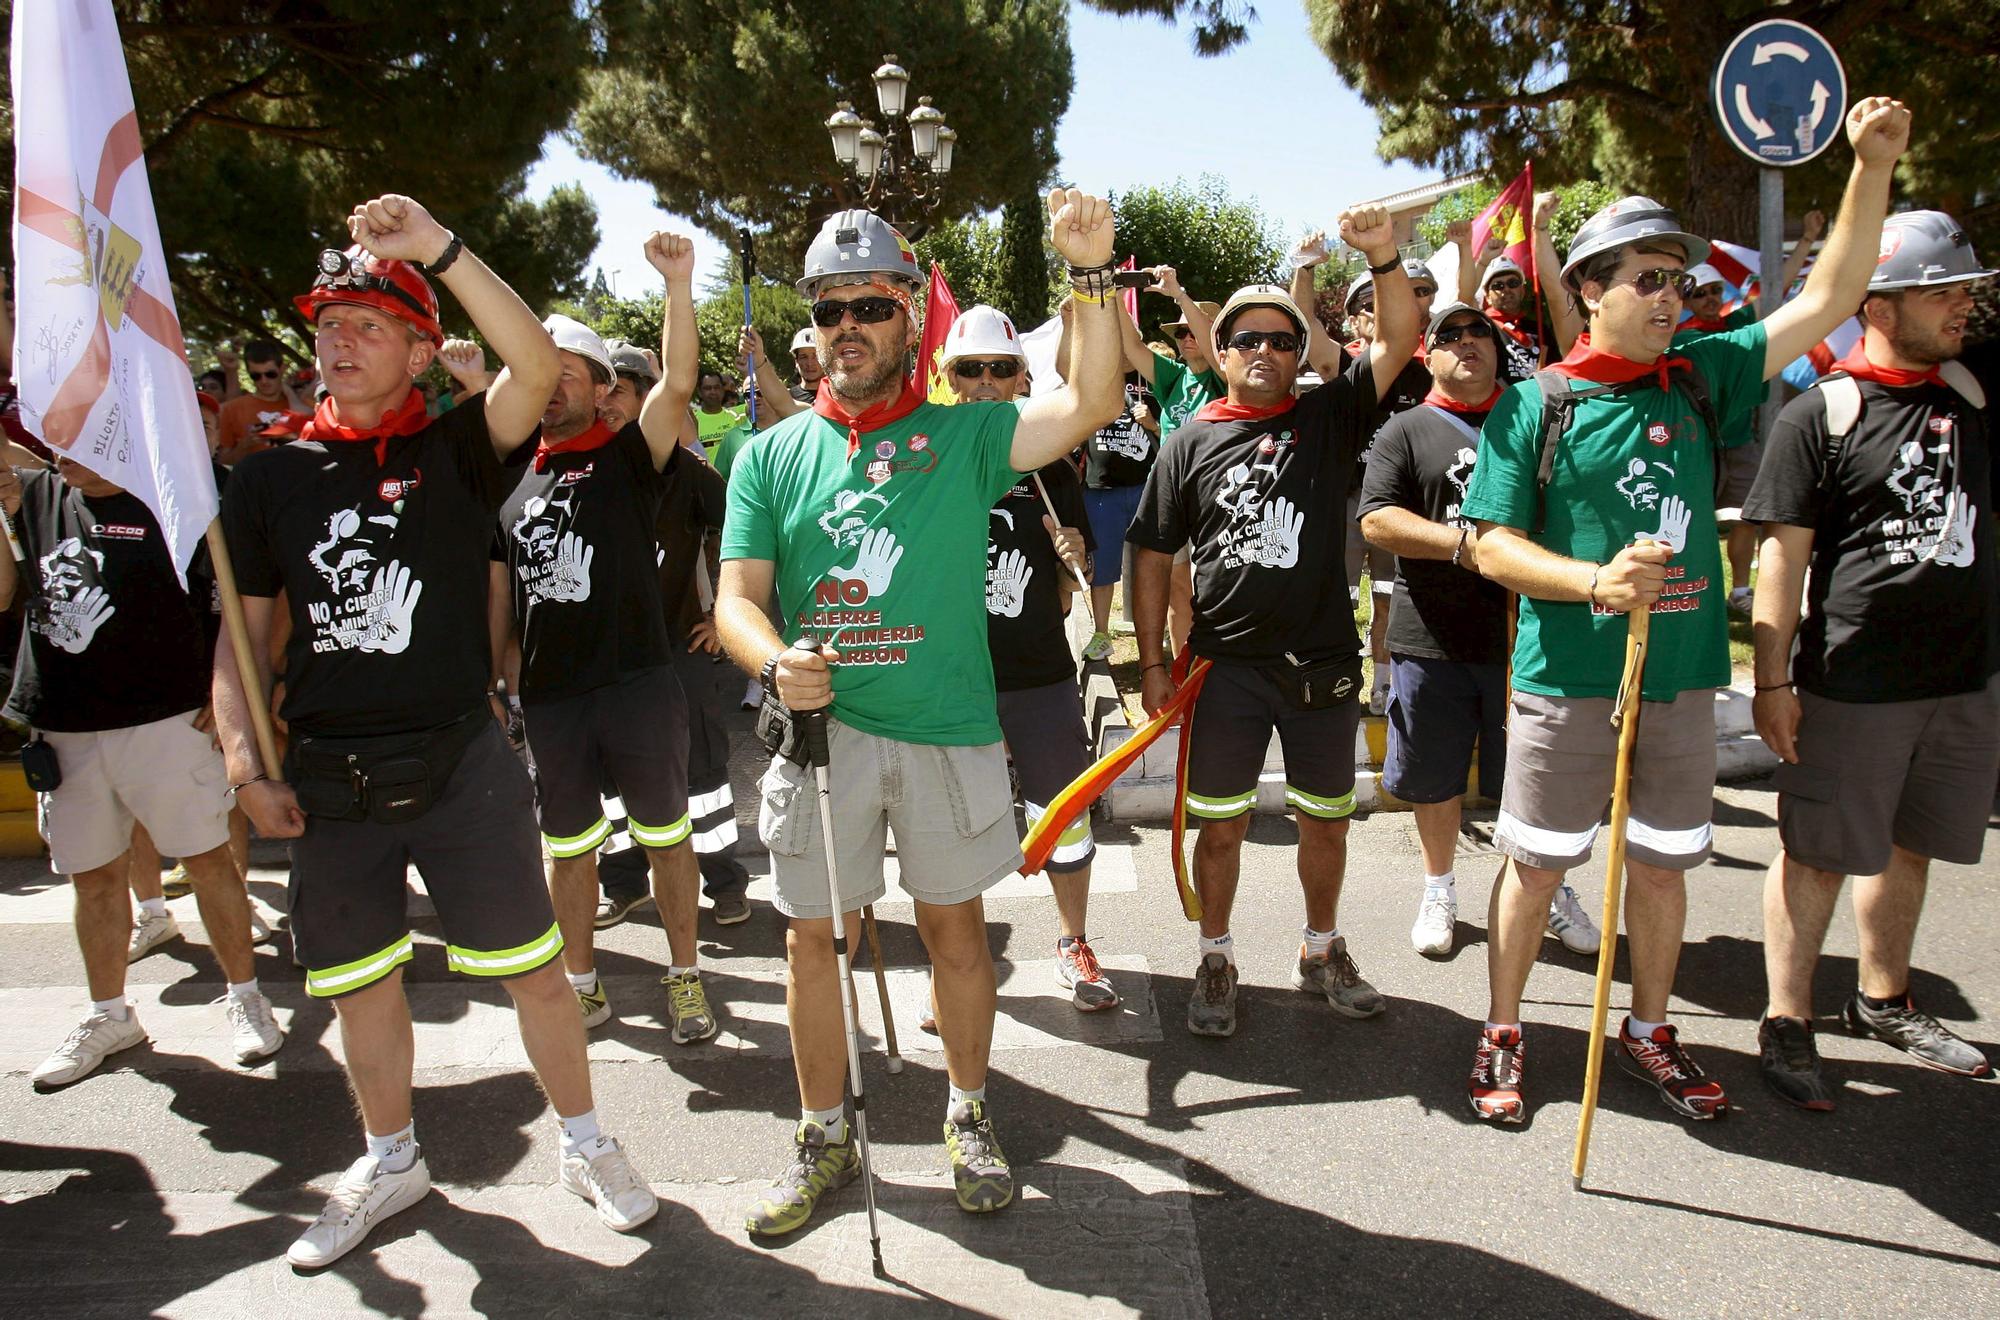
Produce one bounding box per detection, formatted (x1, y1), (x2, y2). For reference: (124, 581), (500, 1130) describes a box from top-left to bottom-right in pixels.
(294, 245), (444, 345)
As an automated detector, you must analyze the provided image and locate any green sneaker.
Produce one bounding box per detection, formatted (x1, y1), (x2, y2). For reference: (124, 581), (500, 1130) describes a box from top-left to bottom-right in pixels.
(577, 979), (611, 1030)
(744, 1121), (858, 1237)
(943, 1099), (1013, 1213)
(663, 969), (718, 1044)
(1081, 631), (1113, 662)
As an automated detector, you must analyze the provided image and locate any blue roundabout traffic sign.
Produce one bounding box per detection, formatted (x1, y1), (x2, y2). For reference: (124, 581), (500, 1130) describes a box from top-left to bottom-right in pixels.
(1712, 19), (1848, 166)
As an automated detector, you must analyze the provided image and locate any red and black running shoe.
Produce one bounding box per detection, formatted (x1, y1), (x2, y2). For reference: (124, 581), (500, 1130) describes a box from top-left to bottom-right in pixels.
(1617, 1019), (1728, 1120)
(1468, 1025), (1525, 1123)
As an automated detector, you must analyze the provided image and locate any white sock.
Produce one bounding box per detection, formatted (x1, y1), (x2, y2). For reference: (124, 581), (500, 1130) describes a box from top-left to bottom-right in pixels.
(92, 997), (130, 1022)
(567, 969), (597, 993)
(226, 978), (260, 1002)
(667, 965), (695, 979)
(558, 1108), (602, 1156)
(1199, 931), (1235, 965)
(366, 1122), (417, 1173)
(1424, 873), (1456, 900)
(1302, 926), (1335, 958)
(1626, 1016), (1667, 1040)
(805, 1104), (848, 1144)
(138, 897), (168, 919)
(947, 1082), (986, 1116)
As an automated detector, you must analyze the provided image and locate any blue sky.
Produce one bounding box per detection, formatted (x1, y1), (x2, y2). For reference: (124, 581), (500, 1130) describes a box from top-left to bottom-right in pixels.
(524, 3), (1438, 293)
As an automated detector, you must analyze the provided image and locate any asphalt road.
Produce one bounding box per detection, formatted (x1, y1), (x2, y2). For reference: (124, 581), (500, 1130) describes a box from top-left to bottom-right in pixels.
(1, 674), (1994, 1317)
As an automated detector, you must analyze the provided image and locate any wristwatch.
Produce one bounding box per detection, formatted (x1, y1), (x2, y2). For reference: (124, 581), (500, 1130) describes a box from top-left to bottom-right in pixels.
(759, 654), (780, 695)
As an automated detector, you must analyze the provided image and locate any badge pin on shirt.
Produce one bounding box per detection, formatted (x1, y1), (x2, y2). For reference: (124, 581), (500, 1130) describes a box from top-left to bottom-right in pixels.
(1646, 422), (1671, 446)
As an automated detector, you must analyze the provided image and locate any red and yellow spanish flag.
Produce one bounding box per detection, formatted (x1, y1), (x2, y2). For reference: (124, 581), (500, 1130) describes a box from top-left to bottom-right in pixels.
(918, 262), (961, 403)
(1470, 163), (1536, 291)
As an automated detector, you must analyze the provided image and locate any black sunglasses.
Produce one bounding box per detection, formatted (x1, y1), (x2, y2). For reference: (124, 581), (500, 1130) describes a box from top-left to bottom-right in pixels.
(1171, 326), (1196, 340)
(1486, 276), (1525, 292)
(1615, 268), (1699, 300)
(811, 296), (901, 328)
(248, 368), (282, 380)
(1227, 330), (1301, 354)
(1433, 321), (1497, 346)
(952, 359), (1021, 380)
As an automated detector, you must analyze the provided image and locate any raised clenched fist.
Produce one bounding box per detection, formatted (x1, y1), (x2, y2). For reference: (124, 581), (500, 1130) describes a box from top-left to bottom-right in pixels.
(1046, 188), (1115, 271)
(347, 195), (453, 267)
(644, 231), (696, 282)
(1337, 204), (1396, 264)
(1846, 96), (1911, 164)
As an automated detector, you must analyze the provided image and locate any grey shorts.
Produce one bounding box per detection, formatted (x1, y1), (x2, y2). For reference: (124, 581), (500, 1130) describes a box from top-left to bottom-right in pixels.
(1716, 439), (1764, 514)
(998, 680), (1094, 873)
(1495, 688), (1717, 873)
(1778, 677), (2000, 875)
(758, 719), (1023, 918)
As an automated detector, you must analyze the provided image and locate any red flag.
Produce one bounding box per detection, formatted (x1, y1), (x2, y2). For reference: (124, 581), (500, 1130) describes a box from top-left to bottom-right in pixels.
(1119, 255), (1139, 325)
(918, 262), (961, 402)
(1470, 163), (1535, 293)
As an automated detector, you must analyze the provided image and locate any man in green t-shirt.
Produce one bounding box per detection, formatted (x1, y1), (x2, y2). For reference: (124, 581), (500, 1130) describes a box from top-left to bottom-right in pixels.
(1458, 98), (1913, 1127)
(714, 194), (1127, 1238)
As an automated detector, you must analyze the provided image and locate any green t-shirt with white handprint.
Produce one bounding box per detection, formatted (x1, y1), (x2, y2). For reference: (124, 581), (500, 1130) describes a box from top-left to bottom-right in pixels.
(721, 397), (1023, 745)
(1150, 350), (1223, 438)
(1459, 323), (1767, 701)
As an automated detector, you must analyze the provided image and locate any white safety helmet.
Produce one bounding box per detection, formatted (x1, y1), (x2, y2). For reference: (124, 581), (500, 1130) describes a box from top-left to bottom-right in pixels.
(543, 313), (614, 383)
(789, 326), (816, 354)
(940, 305), (1024, 365)
(1685, 263), (1726, 292)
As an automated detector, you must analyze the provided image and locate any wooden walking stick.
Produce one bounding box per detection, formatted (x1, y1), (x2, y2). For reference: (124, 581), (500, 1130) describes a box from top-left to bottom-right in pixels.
(1572, 605), (1649, 1191)
(861, 905), (902, 1073)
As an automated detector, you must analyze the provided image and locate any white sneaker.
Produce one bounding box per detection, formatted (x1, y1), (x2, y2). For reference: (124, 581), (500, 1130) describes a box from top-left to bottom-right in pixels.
(741, 679), (763, 710)
(1369, 668), (1392, 715)
(560, 1136), (658, 1232)
(287, 1153), (431, 1269)
(1410, 891), (1457, 956)
(128, 909), (180, 962)
(226, 990), (285, 1064)
(31, 1009), (147, 1088)
(1728, 586), (1753, 615)
(1547, 883), (1602, 955)
(249, 907), (274, 944)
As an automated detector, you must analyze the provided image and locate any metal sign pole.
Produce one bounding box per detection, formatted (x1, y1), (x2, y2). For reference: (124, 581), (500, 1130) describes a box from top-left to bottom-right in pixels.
(1758, 167), (1785, 443)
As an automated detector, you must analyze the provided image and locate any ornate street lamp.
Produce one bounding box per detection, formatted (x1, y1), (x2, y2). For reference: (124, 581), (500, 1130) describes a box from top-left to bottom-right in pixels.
(825, 54), (958, 231)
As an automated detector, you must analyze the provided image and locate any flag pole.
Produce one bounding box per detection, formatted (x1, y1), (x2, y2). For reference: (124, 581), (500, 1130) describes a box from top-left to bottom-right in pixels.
(1030, 473), (1093, 598)
(204, 520), (282, 780)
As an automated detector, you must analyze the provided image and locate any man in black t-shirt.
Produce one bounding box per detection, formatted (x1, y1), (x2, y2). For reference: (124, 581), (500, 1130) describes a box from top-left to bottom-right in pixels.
(1078, 372), (1156, 662)
(0, 457), (282, 1089)
(212, 194), (657, 1269)
(1128, 203), (1418, 1040)
(1743, 210), (1998, 1107)
(493, 248), (717, 1048)
(942, 305), (1116, 1010)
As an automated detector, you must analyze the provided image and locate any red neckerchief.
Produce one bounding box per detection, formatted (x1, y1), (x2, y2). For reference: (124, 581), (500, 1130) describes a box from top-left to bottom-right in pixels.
(534, 418), (615, 472)
(300, 386), (431, 464)
(1194, 396), (1295, 423)
(1546, 333), (1692, 392)
(1833, 339), (1945, 389)
(1486, 304), (1538, 348)
(1679, 314), (1731, 334)
(813, 376), (926, 459)
(1423, 385), (1504, 414)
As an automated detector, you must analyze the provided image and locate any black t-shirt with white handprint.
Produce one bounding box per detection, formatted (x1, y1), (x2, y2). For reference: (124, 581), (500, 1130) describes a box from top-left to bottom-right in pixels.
(6, 469), (218, 732)
(1128, 360), (1377, 665)
(222, 397), (531, 737)
(986, 458), (1095, 692)
(1083, 378), (1157, 489)
(1743, 376), (1998, 702)
(1357, 404), (1509, 664)
(497, 423), (672, 703)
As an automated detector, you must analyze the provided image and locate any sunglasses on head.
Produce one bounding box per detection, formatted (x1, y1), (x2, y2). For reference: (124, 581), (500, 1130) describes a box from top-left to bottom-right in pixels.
(1486, 276), (1525, 292)
(1226, 329), (1301, 354)
(810, 295), (901, 328)
(952, 359), (1021, 380)
(1433, 320), (1496, 346)
(1614, 268), (1699, 300)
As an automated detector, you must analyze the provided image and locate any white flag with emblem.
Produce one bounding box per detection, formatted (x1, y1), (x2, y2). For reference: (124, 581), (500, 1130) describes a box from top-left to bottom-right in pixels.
(10, 0), (217, 576)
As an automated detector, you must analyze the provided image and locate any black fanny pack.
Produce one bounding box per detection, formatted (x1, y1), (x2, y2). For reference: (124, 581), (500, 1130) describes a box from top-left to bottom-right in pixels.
(754, 687), (814, 769)
(1266, 651), (1363, 711)
(287, 708), (488, 825)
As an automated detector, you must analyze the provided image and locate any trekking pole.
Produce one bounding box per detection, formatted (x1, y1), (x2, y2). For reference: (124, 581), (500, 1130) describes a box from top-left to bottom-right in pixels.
(1030, 473), (1094, 598)
(1572, 604), (1650, 1191)
(737, 227), (758, 432)
(794, 640), (885, 1274)
(862, 906), (903, 1073)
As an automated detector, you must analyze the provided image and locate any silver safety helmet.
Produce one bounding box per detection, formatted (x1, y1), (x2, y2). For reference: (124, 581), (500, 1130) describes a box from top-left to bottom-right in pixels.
(1560, 196), (1709, 294)
(1343, 258), (1437, 315)
(1868, 210), (1996, 292)
(796, 209), (924, 299)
